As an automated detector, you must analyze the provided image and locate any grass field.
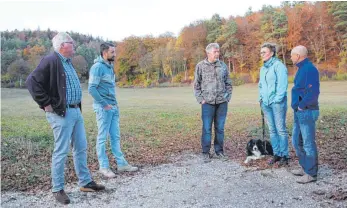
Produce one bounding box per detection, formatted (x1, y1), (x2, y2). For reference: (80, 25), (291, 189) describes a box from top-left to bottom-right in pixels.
(1, 81), (347, 191)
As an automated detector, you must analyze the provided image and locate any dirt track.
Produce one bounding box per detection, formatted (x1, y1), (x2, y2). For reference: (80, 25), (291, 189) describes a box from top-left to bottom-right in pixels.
(1, 153), (346, 208)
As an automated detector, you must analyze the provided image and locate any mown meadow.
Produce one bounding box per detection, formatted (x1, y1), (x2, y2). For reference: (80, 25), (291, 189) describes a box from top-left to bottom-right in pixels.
(1, 81), (347, 191)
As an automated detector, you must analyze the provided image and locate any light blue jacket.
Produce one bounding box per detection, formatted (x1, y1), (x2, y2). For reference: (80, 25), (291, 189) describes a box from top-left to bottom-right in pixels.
(88, 56), (117, 107)
(258, 57), (288, 106)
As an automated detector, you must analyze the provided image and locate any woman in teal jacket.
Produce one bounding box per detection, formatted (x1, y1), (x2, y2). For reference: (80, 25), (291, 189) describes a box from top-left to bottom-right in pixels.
(258, 43), (289, 165)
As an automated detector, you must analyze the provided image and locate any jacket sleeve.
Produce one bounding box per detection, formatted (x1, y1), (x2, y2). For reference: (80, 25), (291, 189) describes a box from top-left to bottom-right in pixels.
(274, 62), (288, 103)
(224, 64), (233, 102)
(88, 64), (108, 107)
(25, 57), (51, 108)
(193, 64), (204, 104)
(299, 67), (320, 109)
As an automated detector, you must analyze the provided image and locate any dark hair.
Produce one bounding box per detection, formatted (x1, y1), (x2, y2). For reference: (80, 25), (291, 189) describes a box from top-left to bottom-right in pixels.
(100, 42), (115, 56)
(261, 42), (277, 57)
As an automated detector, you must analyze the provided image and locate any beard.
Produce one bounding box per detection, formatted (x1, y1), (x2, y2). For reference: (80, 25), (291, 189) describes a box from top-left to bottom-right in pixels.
(107, 57), (115, 62)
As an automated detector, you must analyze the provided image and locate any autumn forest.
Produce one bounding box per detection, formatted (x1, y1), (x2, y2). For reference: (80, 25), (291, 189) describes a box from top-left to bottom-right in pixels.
(1, 1), (347, 88)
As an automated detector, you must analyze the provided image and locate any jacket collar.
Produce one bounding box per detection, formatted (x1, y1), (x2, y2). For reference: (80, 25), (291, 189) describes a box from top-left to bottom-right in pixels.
(56, 51), (71, 63)
(203, 58), (221, 66)
(263, 57), (277, 68)
(295, 58), (309, 68)
(95, 55), (113, 68)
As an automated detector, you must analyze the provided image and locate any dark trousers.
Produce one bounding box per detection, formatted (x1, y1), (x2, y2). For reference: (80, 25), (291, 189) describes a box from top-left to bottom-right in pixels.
(201, 102), (228, 154)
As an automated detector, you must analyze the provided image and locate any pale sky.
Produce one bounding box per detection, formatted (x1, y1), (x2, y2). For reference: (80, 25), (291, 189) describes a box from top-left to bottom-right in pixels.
(0, 0), (282, 42)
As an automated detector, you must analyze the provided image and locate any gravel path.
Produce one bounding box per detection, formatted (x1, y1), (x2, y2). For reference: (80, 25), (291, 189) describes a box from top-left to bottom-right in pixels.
(1, 153), (346, 208)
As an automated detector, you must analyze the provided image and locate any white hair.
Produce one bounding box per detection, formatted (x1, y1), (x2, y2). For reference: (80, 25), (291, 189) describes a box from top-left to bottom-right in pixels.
(52, 32), (73, 52)
(205, 43), (220, 53)
(291, 45), (308, 57)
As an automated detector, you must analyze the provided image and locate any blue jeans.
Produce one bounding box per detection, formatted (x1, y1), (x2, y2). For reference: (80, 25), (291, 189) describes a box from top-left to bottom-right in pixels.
(45, 108), (92, 192)
(94, 105), (128, 169)
(261, 97), (289, 157)
(292, 109), (319, 177)
(201, 102), (228, 154)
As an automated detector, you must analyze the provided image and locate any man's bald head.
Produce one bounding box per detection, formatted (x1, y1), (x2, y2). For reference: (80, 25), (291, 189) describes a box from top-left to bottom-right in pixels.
(291, 45), (308, 64)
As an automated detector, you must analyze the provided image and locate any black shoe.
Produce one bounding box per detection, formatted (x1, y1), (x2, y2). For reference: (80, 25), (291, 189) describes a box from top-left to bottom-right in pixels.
(202, 152), (212, 163)
(53, 190), (70, 205)
(268, 155), (281, 165)
(216, 152), (228, 161)
(80, 181), (105, 192)
(279, 156), (289, 166)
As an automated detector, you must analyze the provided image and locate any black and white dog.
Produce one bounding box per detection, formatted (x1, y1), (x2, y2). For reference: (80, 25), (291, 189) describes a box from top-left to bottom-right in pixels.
(244, 139), (273, 163)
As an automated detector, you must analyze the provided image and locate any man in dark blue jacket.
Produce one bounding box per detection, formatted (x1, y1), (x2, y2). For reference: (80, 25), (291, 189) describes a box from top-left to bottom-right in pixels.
(290, 45), (320, 184)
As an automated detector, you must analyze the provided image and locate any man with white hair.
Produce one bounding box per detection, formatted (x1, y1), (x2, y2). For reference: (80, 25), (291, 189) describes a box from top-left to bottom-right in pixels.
(26, 32), (105, 204)
(193, 43), (233, 162)
(290, 45), (320, 184)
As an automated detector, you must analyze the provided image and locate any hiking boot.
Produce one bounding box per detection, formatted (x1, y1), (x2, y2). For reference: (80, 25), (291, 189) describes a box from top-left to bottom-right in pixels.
(53, 190), (70, 205)
(118, 165), (138, 172)
(296, 174), (317, 184)
(99, 168), (116, 178)
(279, 156), (289, 166)
(202, 153), (212, 163)
(80, 181), (105, 192)
(291, 168), (305, 176)
(216, 152), (228, 161)
(268, 155), (281, 165)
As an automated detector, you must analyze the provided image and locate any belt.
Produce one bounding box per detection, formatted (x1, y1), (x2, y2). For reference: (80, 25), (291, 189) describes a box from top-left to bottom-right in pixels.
(67, 104), (79, 108)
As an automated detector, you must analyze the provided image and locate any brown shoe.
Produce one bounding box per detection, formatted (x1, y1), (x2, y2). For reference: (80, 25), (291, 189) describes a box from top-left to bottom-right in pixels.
(296, 174), (317, 184)
(53, 190), (70, 205)
(80, 181), (105, 192)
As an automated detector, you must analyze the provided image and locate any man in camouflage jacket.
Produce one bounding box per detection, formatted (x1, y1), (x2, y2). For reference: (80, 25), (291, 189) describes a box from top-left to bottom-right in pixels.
(194, 43), (233, 162)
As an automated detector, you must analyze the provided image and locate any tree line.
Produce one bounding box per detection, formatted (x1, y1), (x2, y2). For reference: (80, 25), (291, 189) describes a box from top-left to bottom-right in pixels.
(1, 1), (347, 88)
(1, 29), (107, 88)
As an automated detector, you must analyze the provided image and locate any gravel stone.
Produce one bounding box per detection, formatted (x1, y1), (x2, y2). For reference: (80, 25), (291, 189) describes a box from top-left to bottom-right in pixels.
(1, 153), (346, 208)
